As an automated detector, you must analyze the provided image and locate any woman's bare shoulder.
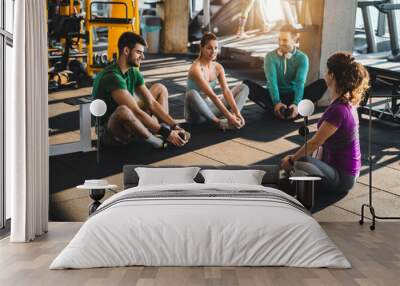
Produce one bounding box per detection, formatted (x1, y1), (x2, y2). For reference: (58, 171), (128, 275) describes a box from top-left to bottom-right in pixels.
(189, 60), (201, 75)
(214, 62), (225, 74)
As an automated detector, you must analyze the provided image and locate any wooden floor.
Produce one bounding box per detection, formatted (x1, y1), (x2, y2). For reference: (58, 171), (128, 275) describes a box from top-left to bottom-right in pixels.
(1, 222), (399, 286)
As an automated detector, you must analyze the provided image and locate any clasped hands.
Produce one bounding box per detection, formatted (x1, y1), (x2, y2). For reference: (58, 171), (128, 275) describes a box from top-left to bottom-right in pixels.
(166, 125), (189, 147)
(228, 112), (245, 129)
(274, 102), (299, 119)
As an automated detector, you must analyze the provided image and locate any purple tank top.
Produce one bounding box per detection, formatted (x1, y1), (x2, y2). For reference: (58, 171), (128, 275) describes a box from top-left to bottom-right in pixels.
(317, 99), (361, 176)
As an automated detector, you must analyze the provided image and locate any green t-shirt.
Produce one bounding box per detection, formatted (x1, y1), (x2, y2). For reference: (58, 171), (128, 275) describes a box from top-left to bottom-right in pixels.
(92, 63), (145, 123)
(264, 49), (309, 106)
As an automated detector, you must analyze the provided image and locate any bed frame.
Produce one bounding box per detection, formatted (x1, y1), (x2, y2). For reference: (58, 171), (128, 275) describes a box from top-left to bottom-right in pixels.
(123, 165), (281, 190)
(122, 165), (321, 210)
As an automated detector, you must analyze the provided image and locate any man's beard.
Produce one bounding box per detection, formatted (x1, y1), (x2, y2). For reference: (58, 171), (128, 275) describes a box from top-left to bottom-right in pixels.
(279, 46), (289, 53)
(127, 57), (139, 68)
(127, 50), (140, 67)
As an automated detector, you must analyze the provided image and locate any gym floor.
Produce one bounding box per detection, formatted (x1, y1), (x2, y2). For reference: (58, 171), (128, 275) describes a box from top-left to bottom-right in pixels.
(49, 54), (400, 223)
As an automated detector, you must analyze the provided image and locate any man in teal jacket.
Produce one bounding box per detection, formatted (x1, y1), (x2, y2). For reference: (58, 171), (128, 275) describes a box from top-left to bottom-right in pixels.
(245, 25), (327, 119)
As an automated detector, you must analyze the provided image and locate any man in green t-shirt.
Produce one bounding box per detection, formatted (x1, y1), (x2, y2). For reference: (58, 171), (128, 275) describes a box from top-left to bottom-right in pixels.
(93, 32), (189, 148)
(244, 25), (327, 120)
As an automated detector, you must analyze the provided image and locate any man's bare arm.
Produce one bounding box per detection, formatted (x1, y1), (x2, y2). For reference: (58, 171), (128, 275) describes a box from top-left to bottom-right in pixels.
(111, 89), (160, 133)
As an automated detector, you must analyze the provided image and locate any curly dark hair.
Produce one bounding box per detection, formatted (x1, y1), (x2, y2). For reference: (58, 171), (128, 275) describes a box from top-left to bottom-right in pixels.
(326, 52), (370, 106)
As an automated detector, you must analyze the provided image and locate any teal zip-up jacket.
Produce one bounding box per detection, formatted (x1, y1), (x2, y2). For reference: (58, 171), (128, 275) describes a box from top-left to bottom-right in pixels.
(264, 49), (309, 106)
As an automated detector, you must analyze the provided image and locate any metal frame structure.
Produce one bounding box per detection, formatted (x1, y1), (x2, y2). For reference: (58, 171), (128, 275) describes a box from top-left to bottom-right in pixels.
(359, 92), (400, 230)
(357, 0), (389, 53)
(375, 1), (400, 61)
(357, 0), (400, 61)
(356, 0), (400, 124)
(360, 48), (400, 115)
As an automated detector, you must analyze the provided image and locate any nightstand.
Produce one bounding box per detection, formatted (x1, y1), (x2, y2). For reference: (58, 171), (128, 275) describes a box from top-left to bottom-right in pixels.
(289, 176), (321, 210)
(77, 180), (118, 215)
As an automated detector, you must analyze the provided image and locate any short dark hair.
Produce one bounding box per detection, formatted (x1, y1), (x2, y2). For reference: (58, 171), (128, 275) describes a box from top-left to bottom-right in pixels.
(118, 32), (147, 54)
(279, 24), (300, 38)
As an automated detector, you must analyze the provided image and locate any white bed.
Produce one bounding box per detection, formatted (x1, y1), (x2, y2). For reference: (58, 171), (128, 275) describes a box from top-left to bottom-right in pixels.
(50, 183), (350, 269)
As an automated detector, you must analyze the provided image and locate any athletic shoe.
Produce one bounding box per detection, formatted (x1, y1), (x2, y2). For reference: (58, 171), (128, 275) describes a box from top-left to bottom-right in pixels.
(152, 141), (168, 149)
(217, 119), (236, 131)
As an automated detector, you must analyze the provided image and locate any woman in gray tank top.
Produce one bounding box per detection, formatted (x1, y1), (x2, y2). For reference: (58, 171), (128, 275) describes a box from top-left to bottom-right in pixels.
(185, 33), (249, 130)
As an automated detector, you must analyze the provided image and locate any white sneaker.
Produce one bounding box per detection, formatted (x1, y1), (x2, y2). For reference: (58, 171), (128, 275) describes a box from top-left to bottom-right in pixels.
(217, 119), (236, 131)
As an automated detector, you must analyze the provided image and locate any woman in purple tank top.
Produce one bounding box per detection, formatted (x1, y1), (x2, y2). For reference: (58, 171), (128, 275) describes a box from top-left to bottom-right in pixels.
(281, 52), (370, 193)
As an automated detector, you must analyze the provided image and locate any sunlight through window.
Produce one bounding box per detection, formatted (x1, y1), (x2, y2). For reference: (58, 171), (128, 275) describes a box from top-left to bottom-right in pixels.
(262, 0), (285, 22)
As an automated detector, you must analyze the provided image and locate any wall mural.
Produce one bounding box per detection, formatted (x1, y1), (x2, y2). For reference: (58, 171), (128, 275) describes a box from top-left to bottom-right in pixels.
(47, 0), (399, 223)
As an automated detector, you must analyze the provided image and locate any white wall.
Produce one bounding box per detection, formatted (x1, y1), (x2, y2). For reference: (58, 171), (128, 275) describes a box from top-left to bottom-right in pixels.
(319, 0), (357, 76)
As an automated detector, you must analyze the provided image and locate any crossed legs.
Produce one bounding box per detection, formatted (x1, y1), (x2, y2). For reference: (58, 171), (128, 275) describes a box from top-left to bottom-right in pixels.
(294, 156), (357, 212)
(245, 79), (327, 114)
(103, 83), (169, 145)
(184, 83), (249, 125)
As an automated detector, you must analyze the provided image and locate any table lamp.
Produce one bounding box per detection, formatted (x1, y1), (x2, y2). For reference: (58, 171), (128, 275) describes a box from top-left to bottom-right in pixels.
(298, 99), (315, 162)
(90, 99), (107, 163)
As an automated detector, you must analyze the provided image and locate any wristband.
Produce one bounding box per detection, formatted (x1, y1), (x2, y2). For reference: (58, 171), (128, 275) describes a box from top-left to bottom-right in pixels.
(159, 123), (172, 140)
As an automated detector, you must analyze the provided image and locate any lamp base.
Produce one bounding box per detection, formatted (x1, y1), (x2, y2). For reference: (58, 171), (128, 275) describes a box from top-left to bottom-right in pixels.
(88, 188), (105, 215)
(296, 180), (315, 210)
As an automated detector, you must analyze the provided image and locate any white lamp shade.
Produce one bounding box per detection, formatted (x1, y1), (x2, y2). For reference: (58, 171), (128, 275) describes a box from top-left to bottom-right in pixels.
(90, 99), (107, 117)
(298, 99), (315, 117)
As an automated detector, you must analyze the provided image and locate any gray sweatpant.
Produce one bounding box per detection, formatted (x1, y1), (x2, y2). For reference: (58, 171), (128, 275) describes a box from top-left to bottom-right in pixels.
(184, 83), (249, 124)
(294, 156), (357, 193)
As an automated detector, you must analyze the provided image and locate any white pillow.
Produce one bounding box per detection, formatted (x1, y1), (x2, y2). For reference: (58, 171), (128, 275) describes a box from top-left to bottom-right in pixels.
(135, 167), (201, 186)
(200, 169), (266, 185)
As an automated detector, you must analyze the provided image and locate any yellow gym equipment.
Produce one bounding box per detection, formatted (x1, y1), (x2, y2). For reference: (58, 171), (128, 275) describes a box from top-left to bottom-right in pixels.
(47, 0), (140, 91)
(59, 0), (81, 16)
(85, 0), (140, 76)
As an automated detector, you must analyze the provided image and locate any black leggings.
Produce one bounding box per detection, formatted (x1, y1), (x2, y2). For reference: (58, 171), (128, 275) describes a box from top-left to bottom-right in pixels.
(244, 79), (327, 112)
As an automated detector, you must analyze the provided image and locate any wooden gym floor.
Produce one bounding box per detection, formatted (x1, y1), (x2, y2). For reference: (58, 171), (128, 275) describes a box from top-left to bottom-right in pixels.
(1, 222), (400, 286)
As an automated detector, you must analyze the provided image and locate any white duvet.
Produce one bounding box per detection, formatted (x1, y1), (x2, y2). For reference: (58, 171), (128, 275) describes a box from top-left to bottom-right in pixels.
(50, 183), (350, 269)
